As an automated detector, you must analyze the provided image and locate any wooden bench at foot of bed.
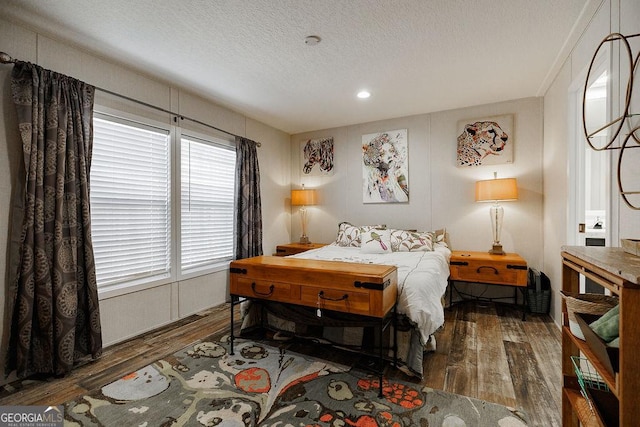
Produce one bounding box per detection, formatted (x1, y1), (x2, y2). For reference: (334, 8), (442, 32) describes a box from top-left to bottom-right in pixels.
(228, 255), (398, 397)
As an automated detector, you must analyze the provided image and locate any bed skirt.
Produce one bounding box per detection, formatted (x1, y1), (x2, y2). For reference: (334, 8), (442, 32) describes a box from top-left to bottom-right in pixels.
(240, 300), (434, 378)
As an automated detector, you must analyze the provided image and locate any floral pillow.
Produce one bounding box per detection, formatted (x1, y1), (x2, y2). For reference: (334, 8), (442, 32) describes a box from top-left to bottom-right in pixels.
(433, 228), (448, 248)
(389, 229), (434, 252)
(334, 222), (386, 247)
(361, 229), (392, 254)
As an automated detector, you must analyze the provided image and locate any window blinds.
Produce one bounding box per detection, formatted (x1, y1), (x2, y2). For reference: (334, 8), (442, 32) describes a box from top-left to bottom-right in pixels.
(91, 117), (171, 287)
(181, 136), (236, 271)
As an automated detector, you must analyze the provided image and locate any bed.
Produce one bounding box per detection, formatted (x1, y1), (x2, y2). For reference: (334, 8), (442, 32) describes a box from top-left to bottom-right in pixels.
(239, 224), (451, 377)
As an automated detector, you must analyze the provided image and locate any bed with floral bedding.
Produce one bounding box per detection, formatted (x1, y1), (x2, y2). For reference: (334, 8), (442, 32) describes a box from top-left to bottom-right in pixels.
(239, 222), (451, 378)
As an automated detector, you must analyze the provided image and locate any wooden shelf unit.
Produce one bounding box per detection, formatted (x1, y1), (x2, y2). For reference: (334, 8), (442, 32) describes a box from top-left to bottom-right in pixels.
(561, 246), (640, 427)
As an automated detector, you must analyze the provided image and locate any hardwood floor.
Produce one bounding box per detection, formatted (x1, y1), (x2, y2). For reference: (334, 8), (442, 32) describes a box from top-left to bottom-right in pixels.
(0, 301), (561, 426)
(434, 302), (563, 427)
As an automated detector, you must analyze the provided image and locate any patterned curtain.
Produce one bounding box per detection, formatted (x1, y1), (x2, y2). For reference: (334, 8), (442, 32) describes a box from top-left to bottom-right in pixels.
(235, 136), (263, 259)
(6, 62), (102, 377)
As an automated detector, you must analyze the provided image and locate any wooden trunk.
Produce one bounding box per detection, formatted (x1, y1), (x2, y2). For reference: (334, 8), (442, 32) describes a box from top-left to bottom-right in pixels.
(229, 256), (398, 318)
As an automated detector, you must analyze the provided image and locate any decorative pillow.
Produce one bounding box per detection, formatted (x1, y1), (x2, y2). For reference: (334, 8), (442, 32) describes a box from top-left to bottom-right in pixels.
(334, 222), (386, 247)
(433, 228), (449, 248)
(589, 304), (619, 342)
(361, 229), (392, 254)
(389, 229), (434, 252)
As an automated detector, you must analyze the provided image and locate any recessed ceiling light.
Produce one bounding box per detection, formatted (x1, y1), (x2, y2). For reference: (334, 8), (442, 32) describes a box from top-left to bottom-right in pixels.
(304, 35), (321, 46)
(357, 90), (371, 99)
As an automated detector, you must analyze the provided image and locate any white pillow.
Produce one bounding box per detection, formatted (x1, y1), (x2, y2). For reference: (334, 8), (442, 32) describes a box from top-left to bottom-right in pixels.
(360, 229), (392, 254)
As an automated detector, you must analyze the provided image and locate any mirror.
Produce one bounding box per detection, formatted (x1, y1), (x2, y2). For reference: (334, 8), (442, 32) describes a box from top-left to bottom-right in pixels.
(582, 33), (633, 150)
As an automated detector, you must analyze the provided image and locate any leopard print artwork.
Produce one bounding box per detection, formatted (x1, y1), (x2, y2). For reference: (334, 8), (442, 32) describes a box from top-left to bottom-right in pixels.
(456, 121), (508, 166)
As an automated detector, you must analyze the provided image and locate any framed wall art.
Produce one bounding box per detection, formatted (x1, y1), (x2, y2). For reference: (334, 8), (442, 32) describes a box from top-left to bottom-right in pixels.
(301, 137), (334, 176)
(362, 129), (409, 203)
(456, 114), (514, 167)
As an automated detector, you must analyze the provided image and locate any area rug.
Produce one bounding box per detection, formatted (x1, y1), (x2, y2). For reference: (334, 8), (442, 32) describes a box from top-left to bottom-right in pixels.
(64, 337), (528, 426)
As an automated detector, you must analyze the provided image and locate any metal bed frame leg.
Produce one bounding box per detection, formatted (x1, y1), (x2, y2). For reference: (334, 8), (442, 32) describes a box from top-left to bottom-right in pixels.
(393, 305), (398, 367)
(377, 304), (397, 398)
(379, 317), (384, 398)
(230, 295), (236, 355)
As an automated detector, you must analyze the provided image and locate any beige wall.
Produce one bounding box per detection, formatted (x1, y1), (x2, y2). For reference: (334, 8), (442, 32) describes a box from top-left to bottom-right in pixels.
(291, 97), (545, 274)
(0, 18), (291, 384)
(543, 0), (640, 323)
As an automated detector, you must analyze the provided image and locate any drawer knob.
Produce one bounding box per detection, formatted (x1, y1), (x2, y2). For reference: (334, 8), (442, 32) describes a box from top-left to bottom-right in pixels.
(251, 283), (274, 297)
(476, 266), (499, 275)
(318, 291), (349, 301)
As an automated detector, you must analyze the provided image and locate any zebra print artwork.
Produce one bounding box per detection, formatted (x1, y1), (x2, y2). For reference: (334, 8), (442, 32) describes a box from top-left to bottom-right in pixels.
(301, 137), (334, 176)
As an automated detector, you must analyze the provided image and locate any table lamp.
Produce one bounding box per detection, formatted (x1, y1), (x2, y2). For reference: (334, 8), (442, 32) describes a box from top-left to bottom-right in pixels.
(475, 173), (518, 255)
(291, 185), (317, 244)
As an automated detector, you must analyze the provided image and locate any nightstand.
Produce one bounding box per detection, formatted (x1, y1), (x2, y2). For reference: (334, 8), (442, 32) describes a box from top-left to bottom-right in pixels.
(274, 242), (327, 256)
(448, 250), (528, 319)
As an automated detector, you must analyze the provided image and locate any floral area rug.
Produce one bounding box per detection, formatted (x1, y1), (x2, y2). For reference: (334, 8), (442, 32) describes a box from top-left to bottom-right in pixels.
(64, 337), (528, 426)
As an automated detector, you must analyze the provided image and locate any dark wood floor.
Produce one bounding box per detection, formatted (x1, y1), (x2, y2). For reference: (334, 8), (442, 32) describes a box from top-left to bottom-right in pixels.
(0, 301), (561, 426)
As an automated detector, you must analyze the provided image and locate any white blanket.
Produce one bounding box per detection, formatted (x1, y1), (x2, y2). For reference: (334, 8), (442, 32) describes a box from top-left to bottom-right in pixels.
(289, 244), (451, 344)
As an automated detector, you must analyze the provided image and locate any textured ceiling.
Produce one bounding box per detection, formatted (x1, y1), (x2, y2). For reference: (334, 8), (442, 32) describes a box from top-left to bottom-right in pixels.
(0, 0), (593, 134)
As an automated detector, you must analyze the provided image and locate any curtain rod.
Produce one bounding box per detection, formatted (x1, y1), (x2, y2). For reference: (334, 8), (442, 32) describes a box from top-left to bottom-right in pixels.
(0, 51), (260, 147)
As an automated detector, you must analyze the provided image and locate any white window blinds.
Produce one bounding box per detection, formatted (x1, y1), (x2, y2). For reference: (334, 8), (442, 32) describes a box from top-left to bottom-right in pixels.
(91, 116), (171, 287)
(181, 136), (236, 272)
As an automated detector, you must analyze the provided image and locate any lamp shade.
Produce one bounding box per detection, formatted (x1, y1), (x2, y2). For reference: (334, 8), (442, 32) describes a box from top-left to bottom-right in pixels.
(475, 178), (518, 202)
(291, 189), (317, 206)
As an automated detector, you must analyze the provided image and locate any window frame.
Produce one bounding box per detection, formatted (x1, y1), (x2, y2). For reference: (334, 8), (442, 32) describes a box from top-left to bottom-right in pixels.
(91, 107), (236, 300)
(177, 128), (237, 280)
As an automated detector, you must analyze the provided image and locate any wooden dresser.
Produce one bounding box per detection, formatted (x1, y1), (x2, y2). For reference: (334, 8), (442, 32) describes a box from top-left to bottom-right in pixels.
(561, 246), (640, 426)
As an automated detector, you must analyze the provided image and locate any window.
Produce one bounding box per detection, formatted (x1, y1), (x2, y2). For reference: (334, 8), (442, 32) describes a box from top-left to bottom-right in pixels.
(90, 112), (238, 292)
(91, 116), (171, 288)
(181, 136), (236, 272)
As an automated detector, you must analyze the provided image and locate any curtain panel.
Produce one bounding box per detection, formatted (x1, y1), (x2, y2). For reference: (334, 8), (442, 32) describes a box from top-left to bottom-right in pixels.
(6, 61), (102, 377)
(235, 136), (263, 259)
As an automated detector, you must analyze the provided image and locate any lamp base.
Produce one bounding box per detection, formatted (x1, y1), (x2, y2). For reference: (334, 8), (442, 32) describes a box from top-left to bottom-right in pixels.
(489, 244), (505, 255)
(299, 235), (310, 244)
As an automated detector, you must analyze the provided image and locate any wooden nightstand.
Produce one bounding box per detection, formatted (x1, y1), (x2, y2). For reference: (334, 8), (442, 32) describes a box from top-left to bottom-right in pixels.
(274, 242), (327, 256)
(448, 250), (528, 319)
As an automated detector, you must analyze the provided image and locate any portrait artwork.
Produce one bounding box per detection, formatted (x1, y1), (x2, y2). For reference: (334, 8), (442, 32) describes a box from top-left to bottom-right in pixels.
(362, 129), (409, 203)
